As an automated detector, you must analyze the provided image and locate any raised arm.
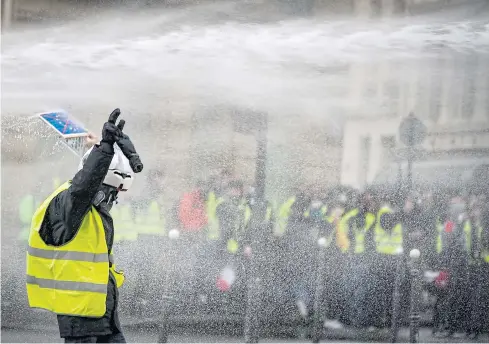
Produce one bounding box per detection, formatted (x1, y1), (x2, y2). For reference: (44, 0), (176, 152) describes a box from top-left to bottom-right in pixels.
(39, 109), (125, 245)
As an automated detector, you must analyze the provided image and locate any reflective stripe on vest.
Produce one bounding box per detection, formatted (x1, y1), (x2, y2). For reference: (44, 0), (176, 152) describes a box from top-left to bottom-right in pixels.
(244, 205), (251, 227)
(273, 196), (296, 237)
(227, 201), (249, 254)
(206, 192), (224, 240)
(463, 221), (483, 254)
(242, 204), (273, 231)
(436, 219), (443, 254)
(337, 209), (358, 252)
(464, 221), (484, 263)
(375, 206), (403, 255)
(354, 212), (376, 254)
(26, 181), (121, 317)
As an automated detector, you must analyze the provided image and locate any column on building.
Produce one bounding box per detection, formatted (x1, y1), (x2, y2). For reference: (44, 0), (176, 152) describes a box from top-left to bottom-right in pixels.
(341, 121), (366, 189)
(354, 0), (373, 17)
(449, 52), (464, 123)
(189, 104), (235, 182)
(437, 52), (456, 125)
(458, 52), (478, 123)
(414, 56), (431, 121)
(380, 58), (401, 117)
(377, 59), (389, 112)
(381, 0), (395, 17)
(1, 0), (14, 29)
(398, 59), (417, 118)
(472, 51), (489, 124)
(427, 49), (444, 124)
(366, 134), (382, 184)
(348, 62), (366, 115)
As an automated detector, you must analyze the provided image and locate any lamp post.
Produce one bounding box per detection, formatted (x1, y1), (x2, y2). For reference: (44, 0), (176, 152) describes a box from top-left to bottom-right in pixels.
(409, 248), (422, 343)
(232, 110), (269, 343)
(311, 235), (328, 343)
(390, 251), (404, 343)
(157, 229), (180, 343)
(398, 113), (426, 192)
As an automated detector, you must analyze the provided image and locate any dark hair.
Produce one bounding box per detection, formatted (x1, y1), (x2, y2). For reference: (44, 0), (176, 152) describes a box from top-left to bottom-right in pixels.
(220, 169), (232, 177)
(148, 169), (164, 181)
(227, 180), (244, 190)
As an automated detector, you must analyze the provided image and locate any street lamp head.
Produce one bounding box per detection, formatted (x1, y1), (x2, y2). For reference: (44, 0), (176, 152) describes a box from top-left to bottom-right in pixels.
(410, 248), (421, 260)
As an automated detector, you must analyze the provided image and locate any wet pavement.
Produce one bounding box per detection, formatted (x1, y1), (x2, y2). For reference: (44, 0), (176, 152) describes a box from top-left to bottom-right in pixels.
(2, 326), (488, 343)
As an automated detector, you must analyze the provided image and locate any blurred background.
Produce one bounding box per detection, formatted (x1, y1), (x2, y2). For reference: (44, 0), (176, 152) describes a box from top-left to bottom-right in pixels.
(1, 0), (489, 342)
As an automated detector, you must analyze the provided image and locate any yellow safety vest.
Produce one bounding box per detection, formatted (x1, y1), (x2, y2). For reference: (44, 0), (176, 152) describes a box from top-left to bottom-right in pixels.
(113, 204), (137, 242)
(206, 192), (224, 240)
(354, 212), (376, 254)
(18, 177), (63, 241)
(375, 206), (403, 255)
(26, 181), (124, 317)
(273, 196), (296, 237)
(226, 201), (249, 254)
(305, 206), (333, 248)
(242, 203), (273, 228)
(463, 221), (485, 262)
(436, 218), (443, 254)
(229, 203), (273, 253)
(337, 208), (358, 253)
(135, 201), (166, 237)
(463, 221), (480, 253)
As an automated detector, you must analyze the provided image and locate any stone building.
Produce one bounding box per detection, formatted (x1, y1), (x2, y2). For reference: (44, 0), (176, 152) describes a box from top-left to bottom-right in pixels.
(339, 1), (489, 189)
(2, 0), (486, 208)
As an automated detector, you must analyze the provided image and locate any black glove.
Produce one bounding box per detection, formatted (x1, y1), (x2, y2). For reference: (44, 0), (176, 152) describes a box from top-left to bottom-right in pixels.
(101, 108), (125, 145)
(117, 133), (143, 173)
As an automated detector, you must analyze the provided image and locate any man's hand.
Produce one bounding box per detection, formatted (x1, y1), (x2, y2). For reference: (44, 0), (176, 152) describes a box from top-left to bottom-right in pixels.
(85, 132), (99, 148)
(101, 108), (125, 145)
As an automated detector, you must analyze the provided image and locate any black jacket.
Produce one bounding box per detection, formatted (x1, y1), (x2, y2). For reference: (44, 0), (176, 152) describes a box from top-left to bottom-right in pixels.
(38, 142), (123, 338)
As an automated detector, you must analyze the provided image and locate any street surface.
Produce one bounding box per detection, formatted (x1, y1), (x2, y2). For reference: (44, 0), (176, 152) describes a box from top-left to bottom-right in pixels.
(2, 327), (488, 343)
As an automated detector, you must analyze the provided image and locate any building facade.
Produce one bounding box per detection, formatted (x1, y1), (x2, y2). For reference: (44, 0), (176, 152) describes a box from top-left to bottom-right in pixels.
(2, 0), (485, 199)
(340, 18), (489, 189)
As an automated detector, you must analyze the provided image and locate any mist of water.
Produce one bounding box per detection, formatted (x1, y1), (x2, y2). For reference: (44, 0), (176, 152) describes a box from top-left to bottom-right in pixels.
(2, 2), (489, 331)
(2, 1), (488, 124)
(1, 0), (488, 219)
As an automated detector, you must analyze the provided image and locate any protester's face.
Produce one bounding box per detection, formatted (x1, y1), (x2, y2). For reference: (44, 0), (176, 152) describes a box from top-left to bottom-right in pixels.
(152, 176), (165, 192)
(226, 187), (242, 201)
(331, 207), (344, 218)
(404, 199), (414, 213)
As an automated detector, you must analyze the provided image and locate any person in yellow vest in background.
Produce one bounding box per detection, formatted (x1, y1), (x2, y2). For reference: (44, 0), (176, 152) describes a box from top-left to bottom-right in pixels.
(112, 169), (166, 243)
(206, 179), (225, 241)
(273, 194), (296, 237)
(371, 191), (404, 328)
(347, 189), (379, 329)
(25, 109), (143, 343)
(18, 177), (63, 241)
(281, 191), (317, 322)
(464, 195), (488, 340)
(134, 169), (167, 238)
(216, 180), (247, 255)
(321, 190), (350, 330)
(240, 185), (275, 256)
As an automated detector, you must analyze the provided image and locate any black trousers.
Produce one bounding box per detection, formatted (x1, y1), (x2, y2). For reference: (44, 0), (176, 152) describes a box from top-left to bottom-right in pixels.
(64, 332), (126, 343)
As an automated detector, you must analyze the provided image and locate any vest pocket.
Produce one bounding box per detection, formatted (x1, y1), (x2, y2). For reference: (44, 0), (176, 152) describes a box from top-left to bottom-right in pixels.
(110, 266), (125, 288)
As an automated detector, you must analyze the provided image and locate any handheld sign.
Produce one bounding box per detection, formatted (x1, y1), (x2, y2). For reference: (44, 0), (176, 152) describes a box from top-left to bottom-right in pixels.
(38, 110), (89, 157)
